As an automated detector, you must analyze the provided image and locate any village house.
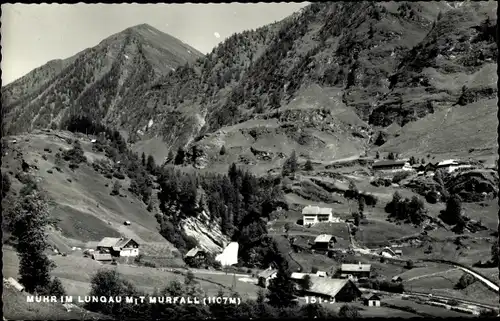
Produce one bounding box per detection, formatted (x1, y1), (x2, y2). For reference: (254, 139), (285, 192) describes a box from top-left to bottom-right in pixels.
(372, 160), (413, 172)
(436, 159), (473, 173)
(96, 237), (140, 257)
(184, 247), (207, 267)
(302, 206), (340, 225)
(257, 268), (278, 288)
(363, 293), (381, 307)
(313, 234), (337, 251)
(290, 273), (362, 302)
(339, 263), (371, 281)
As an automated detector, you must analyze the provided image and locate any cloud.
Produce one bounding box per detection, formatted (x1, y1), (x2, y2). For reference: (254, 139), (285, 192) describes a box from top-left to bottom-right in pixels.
(213, 32), (221, 39)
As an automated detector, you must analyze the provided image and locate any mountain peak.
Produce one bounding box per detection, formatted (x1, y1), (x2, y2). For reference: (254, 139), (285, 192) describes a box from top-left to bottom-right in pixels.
(128, 23), (156, 32)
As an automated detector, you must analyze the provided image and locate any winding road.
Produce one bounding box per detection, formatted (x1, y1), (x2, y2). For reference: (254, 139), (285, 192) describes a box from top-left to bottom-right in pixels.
(421, 259), (499, 294)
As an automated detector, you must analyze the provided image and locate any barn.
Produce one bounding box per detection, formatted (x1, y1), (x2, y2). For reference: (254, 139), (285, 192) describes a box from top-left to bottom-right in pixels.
(291, 273), (362, 302)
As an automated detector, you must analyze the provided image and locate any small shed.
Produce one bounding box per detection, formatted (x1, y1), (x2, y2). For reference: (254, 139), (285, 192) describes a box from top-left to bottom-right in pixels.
(4, 277), (25, 292)
(391, 276), (403, 283)
(124, 221), (131, 226)
(394, 249), (403, 256)
(313, 234), (337, 250)
(363, 293), (381, 307)
(92, 253), (113, 261)
(257, 268), (278, 288)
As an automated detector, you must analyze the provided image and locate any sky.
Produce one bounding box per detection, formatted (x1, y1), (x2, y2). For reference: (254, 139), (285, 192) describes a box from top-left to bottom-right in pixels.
(1, 3), (308, 85)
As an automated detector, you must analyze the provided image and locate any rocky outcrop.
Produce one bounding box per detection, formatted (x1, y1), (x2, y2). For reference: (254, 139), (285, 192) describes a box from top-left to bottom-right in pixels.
(181, 210), (230, 254)
(446, 170), (498, 202)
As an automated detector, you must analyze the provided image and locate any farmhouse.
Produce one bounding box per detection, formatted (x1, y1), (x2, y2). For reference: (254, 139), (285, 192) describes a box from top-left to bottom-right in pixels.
(97, 237), (140, 257)
(436, 159), (473, 173)
(372, 160), (413, 172)
(340, 263), (371, 280)
(184, 247), (207, 267)
(257, 268), (277, 288)
(291, 274), (362, 302)
(302, 206), (340, 225)
(313, 234), (337, 251)
(363, 293), (381, 307)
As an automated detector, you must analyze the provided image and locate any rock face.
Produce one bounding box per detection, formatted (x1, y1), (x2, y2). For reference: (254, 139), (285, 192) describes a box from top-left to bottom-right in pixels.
(446, 170), (499, 202)
(181, 211), (230, 254)
(3, 2), (496, 169)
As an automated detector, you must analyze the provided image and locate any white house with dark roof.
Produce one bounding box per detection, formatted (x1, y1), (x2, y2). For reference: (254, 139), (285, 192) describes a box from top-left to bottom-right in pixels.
(97, 237), (140, 257)
(363, 293), (381, 307)
(302, 206), (340, 225)
(340, 263), (371, 280)
(372, 160), (413, 172)
(436, 159), (472, 173)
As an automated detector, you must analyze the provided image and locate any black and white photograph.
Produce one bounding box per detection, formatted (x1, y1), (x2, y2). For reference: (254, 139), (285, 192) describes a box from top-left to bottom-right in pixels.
(1, 1), (499, 319)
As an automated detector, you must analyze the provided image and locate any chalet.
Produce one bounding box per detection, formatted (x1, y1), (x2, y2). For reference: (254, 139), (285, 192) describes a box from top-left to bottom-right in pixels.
(184, 247), (207, 267)
(92, 253), (113, 262)
(313, 234), (337, 251)
(290, 274), (362, 302)
(97, 237), (140, 257)
(340, 263), (371, 280)
(302, 206), (340, 225)
(372, 160), (410, 171)
(363, 293), (381, 307)
(257, 268), (277, 288)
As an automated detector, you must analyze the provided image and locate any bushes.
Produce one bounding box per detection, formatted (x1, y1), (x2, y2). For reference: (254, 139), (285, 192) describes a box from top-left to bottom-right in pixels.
(113, 171), (126, 180)
(2, 173), (11, 197)
(385, 192), (426, 225)
(110, 181), (121, 196)
(371, 177), (392, 187)
(62, 141), (87, 164)
(454, 273), (475, 290)
(392, 171), (412, 184)
(359, 279), (404, 293)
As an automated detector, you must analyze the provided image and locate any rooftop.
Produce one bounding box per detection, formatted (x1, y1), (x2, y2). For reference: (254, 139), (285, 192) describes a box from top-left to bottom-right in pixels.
(340, 263), (371, 272)
(437, 159), (459, 167)
(92, 253), (113, 261)
(362, 293), (381, 300)
(97, 237), (137, 248)
(302, 205), (332, 215)
(258, 269), (277, 279)
(372, 160), (407, 168)
(314, 234), (336, 243)
(185, 247), (204, 258)
(291, 274), (357, 298)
